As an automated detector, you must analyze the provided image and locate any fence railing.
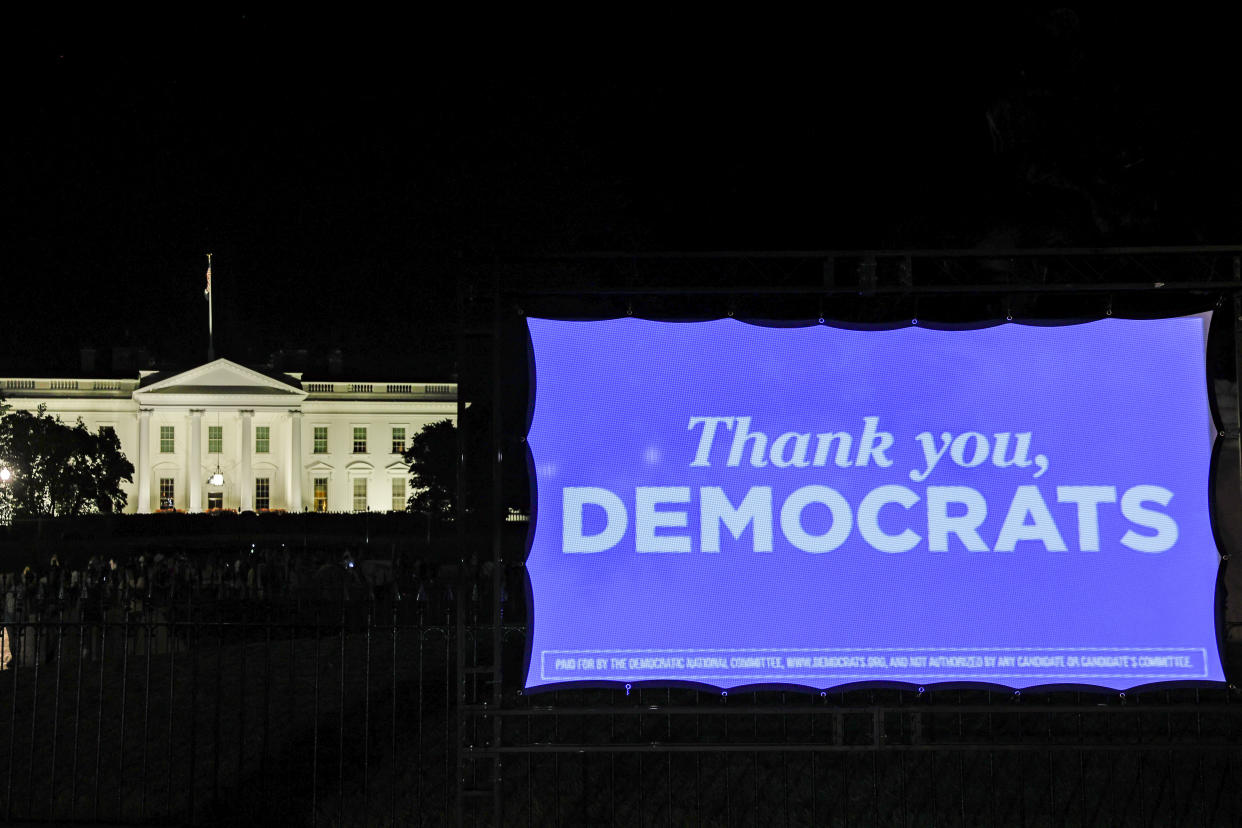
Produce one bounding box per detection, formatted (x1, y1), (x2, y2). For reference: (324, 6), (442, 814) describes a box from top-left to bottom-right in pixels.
(0, 598), (456, 825)
(1, 594), (1239, 825)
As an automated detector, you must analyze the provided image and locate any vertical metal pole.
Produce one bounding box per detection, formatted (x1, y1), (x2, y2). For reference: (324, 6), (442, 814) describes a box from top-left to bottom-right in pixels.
(212, 616), (222, 815)
(988, 692), (997, 826)
(898, 699), (908, 828)
(187, 620), (197, 822)
(417, 615), (425, 827)
(260, 614), (271, 809)
(445, 610), (453, 824)
(72, 613), (85, 818)
(166, 614), (175, 816)
(312, 605), (321, 826)
(1229, 264), (1242, 828)
(26, 623), (41, 819)
(238, 614), (248, 798)
(1077, 693), (1087, 823)
(4, 618), (15, 823)
(724, 713), (733, 825)
(1234, 260), (1242, 517)
(338, 601), (346, 824)
(50, 611), (65, 820)
(810, 708), (817, 827)
(140, 612), (153, 820)
(287, 615), (297, 818)
(93, 619), (106, 821)
(455, 271), (468, 827)
(491, 262), (505, 826)
(1137, 709), (1148, 824)
(116, 613), (130, 820)
(207, 253), (215, 362)
(391, 602), (399, 827)
(780, 694), (789, 828)
(362, 605), (371, 827)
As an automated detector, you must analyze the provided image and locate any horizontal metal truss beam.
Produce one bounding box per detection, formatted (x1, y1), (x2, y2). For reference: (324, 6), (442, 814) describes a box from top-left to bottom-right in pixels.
(467, 743), (1242, 755)
(469, 703), (1242, 716)
(492, 248), (1242, 304)
(530, 246), (1242, 260)
(517, 281), (1242, 297)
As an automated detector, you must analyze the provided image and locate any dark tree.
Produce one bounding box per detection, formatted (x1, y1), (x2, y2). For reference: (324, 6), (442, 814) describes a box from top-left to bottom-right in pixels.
(403, 419), (459, 518)
(0, 405), (135, 517)
(401, 406), (527, 521)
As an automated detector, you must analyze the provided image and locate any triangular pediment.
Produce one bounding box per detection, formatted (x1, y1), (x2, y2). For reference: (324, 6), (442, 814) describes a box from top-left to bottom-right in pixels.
(134, 359), (306, 402)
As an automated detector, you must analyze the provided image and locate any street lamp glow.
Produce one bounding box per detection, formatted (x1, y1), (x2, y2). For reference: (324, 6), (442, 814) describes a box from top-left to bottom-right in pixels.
(0, 468), (10, 483)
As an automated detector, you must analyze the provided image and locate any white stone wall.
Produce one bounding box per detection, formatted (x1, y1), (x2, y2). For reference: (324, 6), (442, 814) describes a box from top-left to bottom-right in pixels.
(298, 405), (456, 512)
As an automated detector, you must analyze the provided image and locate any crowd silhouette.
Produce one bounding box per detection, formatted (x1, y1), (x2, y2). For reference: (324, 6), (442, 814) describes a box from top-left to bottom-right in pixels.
(0, 543), (514, 669)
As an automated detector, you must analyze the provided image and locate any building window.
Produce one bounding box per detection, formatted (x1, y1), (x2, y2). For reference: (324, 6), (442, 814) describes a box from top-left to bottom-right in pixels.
(208, 425), (222, 454)
(255, 425), (270, 454)
(313, 426), (328, 454)
(391, 426), (406, 454)
(352, 427), (367, 454)
(207, 492), (223, 510)
(392, 478), (406, 512)
(159, 478), (175, 510)
(255, 477), (270, 510)
(352, 478), (368, 512)
(313, 478), (328, 512)
(160, 426), (175, 453)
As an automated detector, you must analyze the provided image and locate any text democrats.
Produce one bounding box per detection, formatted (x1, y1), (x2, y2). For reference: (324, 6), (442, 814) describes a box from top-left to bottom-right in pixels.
(560, 416), (1178, 555)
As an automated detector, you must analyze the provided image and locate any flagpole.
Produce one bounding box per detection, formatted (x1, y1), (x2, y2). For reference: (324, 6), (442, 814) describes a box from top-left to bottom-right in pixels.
(206, 253), (215, 361)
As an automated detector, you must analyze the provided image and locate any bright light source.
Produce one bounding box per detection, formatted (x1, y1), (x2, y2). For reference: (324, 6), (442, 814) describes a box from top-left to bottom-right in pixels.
(208, 472), (224, 486)
(0, 468), (10, 483)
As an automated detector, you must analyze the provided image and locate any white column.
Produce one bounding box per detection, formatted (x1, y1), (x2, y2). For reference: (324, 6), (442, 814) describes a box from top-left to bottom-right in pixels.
(136, 409), (152, 513)
(288, 410), (303, 511)
(240, 409), (254, 511)
(188, 409), (203, 512)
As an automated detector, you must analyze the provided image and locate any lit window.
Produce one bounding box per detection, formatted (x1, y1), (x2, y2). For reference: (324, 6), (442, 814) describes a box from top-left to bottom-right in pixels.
(352, 478), (368, 512)
(313, 478), (328, 512)
(208, 425), (222, 454)
(391, 426), (406, 454)
(313, 426), (328, 454)
(159, 426), (175, 453)
(207, 492), (223, 510)
(255, 425), (270, 454)
(352, 427), (367, 454)
(159, 477), (175, 510)
(255, 477), (270, 510)
(391, 477), (405, 512)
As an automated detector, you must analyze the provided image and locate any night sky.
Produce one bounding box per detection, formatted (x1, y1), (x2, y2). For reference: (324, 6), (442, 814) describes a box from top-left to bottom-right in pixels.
(7, 10), (1242, 378)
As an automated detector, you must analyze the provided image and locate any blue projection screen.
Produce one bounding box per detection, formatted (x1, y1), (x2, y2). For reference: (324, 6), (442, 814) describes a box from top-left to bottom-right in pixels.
(524, 316), (1225, 692)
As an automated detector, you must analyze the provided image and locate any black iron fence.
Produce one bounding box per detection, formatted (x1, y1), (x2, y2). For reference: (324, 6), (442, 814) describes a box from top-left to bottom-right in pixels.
(0, 597), (457, 825)
(0, 595), (1239, 826)
(474, 680), (1242, 827)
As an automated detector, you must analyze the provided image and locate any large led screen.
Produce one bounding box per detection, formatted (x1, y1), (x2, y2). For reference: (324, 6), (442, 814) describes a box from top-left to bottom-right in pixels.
(524, 316), (1225, 691)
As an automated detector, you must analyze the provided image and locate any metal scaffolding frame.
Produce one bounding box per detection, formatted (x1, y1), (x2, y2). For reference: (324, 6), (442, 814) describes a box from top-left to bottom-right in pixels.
(454, 247), (1242, 826)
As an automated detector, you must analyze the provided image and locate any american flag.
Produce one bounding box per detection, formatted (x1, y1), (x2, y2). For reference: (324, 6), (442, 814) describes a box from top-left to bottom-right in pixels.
(204, 259), (212, 298)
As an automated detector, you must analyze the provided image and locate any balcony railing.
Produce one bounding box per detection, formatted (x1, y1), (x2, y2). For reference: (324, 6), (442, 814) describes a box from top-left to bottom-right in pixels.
(301, 382), (457, 398)
(0, 378), (137, 395)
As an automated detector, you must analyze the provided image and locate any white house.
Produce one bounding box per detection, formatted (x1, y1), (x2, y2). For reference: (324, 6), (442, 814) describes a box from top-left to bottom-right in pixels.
(0, 358), (457, 513)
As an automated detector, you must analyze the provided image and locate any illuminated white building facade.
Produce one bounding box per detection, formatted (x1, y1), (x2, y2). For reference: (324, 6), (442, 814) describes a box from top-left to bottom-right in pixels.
(0, 359), (456, 513)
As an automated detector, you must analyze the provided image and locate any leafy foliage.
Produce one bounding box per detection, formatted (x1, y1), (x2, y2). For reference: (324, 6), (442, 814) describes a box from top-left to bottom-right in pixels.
(402, 419), (459, 518)
(0, 404), (135, 517)
(401, 410), (523, 521)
